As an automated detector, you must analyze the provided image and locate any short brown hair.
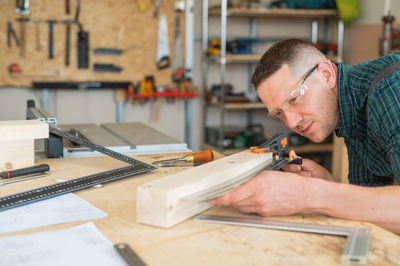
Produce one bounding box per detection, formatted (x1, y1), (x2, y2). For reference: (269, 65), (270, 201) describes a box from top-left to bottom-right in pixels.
(251, 38), (317, 89)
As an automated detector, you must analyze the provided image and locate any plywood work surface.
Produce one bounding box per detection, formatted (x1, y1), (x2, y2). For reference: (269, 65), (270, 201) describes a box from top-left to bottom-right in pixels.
(1, 153), (400, 265)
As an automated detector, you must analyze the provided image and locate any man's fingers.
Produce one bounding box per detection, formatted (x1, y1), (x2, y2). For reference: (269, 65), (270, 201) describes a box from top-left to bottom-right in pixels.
(282, 164), (301, 172)
(236, 205), (259, 214)
(289, 150), (298, 158)
(211, 192), (232, 205)
(211, 178), (259, 205)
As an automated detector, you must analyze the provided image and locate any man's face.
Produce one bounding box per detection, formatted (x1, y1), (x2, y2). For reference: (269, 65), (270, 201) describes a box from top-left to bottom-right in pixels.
(257, 63), (338, 143)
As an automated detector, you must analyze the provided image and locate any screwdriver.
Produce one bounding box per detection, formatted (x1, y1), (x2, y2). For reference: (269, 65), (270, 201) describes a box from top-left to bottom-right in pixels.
(153, 150), (214, 167)
(0, 164), (50, 179)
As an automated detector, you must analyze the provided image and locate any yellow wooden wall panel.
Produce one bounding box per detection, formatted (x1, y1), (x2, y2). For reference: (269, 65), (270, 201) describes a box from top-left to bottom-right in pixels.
(0, 0), (184, 87)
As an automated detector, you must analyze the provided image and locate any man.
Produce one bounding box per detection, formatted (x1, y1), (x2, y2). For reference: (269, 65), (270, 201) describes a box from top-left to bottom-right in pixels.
(212, 38), (400, 233)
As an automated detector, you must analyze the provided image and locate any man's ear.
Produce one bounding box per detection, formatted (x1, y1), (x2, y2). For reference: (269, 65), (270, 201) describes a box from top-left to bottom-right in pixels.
(318, 60), (336, 89)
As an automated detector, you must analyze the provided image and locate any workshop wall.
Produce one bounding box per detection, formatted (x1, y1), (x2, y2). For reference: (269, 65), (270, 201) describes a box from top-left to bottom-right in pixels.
(346, 0), (400, 65)
(0, 0), (188, 146)
(0, 0), (183, 86)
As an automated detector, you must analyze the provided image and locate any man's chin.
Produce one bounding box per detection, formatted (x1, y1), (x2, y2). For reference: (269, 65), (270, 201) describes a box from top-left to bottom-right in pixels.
(308, 133), (328, 143)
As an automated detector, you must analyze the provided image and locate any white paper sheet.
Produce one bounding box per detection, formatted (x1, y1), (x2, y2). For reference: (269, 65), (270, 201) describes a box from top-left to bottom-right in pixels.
(0, 193), (108, 234)
(0, 222), (128, 266)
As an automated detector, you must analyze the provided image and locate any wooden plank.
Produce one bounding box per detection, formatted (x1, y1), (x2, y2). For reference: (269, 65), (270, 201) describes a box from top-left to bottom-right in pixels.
(0, 139), (34, 170)
(137, 150), (272, 228)
(332, 134), (348, 183)
(0, 120), (48, 141)
(208, 102), (267, 110)
(209, 7), (339, 18)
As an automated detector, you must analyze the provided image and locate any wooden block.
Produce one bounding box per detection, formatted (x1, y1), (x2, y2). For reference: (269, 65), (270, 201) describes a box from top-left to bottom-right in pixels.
(0, 120), (48, 170)
(137, 150), (272, 228)
(0, 120), (49, 141)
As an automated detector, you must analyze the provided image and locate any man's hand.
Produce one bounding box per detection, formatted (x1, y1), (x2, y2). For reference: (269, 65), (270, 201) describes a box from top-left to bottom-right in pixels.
(211, 171), (311, 216)
(282, 151), (336, 182)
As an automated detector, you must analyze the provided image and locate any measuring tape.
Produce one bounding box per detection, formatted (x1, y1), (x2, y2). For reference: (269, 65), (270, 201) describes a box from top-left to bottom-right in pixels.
(0, 126), (156, 212)
(195, 215), (370, 264)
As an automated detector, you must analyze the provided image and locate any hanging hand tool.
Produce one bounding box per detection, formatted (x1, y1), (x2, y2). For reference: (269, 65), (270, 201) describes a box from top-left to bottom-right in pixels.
(135, 0), (152, 11)
(94, 48), (123, 55)
(47, 20), (58, 59)
(32, 19), (42, 51)
(174, 0), (185, 12)
(65, 0), (71, 14)
(153, 150), (214, 167)
(15, 0), (30, 15)
(75, 0), (89, 68)
(17, 17), (29, 58)
(93, 45), (139, 55)
(156, 14), (170, 70)
(93, 63), (122, 72)
(8, 63), (22, 73)
(153, 0), (162, 17)
(63, 19), (75, 66)
(250, 133), (302, 170)
(0, 164), (50, 179)
(7, 21), (20, 47)
(171, 15), (184, 82)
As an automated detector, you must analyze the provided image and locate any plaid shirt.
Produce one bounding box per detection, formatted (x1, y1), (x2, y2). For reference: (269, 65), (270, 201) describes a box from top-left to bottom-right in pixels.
(336, 52), (400, 186)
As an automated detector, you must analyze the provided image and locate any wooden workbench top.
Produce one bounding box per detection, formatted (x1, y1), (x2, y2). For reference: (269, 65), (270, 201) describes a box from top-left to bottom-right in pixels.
(1, 153), (400, 265)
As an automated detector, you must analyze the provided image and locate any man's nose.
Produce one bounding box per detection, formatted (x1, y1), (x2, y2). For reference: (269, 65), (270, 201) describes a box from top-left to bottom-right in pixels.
(283, 110), (302, 130)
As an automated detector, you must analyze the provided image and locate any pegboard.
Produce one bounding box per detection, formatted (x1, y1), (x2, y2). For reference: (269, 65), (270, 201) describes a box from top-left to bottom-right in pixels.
(0, 0), (185, 87)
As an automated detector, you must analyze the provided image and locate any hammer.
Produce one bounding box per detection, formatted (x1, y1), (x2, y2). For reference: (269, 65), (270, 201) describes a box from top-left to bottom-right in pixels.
(46, 20), (58, 59)
(32, 19), (41, 51)
(16, 17), (29, 58)
(63, 19), (75, 66)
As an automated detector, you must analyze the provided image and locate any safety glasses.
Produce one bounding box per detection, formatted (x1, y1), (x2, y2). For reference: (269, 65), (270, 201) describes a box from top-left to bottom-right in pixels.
(268, 64), (318, 121)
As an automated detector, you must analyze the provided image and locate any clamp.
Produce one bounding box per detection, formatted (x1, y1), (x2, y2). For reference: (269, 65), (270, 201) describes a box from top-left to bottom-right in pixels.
(250, 133), (302, 170)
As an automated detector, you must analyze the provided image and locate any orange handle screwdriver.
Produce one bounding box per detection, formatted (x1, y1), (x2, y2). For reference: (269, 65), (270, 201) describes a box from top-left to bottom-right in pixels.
(153, 150), (214, 167)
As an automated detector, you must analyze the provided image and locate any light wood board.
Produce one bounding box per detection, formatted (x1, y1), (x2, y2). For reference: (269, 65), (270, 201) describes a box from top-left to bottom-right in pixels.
(136, 150), (272, 228)
(0, 120), (48, 170)
(0, 120), (48, 141)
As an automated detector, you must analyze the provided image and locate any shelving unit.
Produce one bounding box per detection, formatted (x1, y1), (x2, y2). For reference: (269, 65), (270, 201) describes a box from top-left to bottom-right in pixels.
(201, 1), (344, 155)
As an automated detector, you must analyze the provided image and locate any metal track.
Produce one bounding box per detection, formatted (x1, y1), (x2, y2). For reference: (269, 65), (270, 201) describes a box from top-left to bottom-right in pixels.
(195, 215), (370, 265)
(0, 126), (156, 212)
(49, 126), (142, 165)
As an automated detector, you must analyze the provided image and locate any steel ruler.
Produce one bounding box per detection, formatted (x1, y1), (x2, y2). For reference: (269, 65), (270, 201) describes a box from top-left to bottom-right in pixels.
(114, 243), (146, 266)
(0, 126), (156, 212)
(195, 214), (370, 265)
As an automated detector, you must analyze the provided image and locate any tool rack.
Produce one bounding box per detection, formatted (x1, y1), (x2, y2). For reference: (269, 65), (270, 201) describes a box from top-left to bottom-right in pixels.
(201, 0), (345, 155)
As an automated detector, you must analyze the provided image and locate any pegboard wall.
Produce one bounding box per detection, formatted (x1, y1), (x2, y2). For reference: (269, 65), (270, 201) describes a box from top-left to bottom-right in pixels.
(0, 0), (184, 87)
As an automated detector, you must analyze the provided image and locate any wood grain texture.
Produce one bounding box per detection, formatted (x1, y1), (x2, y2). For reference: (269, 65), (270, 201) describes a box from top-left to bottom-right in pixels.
(0, 0), (184, 87)
(0, 120), (48, 141)
(0, 153), (399, 265)
(0, 120), (48, 170)
(0, 139), (34, 170)
(136, 150), (273, 228)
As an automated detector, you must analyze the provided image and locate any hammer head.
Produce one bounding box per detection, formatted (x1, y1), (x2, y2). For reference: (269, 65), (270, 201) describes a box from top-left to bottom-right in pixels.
(62, 19), (76, 25)
(16, 17), (30, 22)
